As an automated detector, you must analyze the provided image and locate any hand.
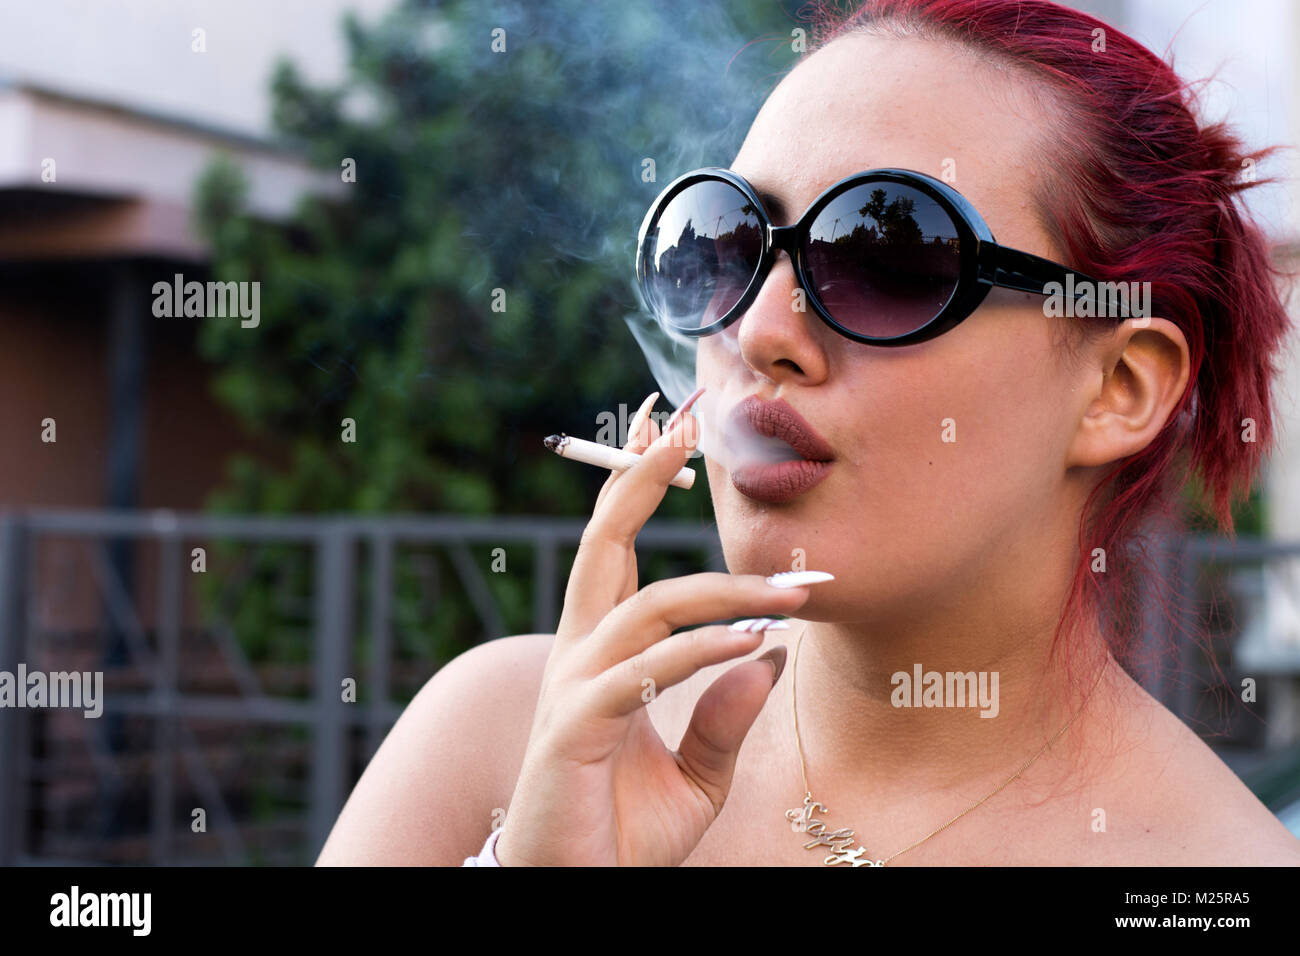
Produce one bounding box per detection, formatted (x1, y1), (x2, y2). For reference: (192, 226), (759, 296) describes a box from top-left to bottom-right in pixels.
(493, 387), (826, 866)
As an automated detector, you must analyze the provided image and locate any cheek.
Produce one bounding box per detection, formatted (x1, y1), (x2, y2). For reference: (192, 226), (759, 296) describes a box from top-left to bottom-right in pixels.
(848, 337), (1066, 534)
(899, 336), (1071, 524)
(696, 329), (739, 390)
(697, 313), (1073, 593)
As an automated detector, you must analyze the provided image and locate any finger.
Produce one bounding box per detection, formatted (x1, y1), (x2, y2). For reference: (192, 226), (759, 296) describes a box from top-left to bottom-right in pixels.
(625, 390), (662, 452)
(573, 572), (812, 697)
(576, 620), (770, 723)
(557, 387), (705, 641)
(578, 571), (811, 674)
(673, 649), (786, 816)
(594, 391), (660, 512)
(584, 386), (702, 549)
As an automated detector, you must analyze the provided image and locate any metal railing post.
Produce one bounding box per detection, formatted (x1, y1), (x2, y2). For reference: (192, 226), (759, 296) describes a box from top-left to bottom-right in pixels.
(310, 523), (353, 859)
(151, 531), (182, 863)
(532, 537), (556, 634)
(0, 515), (28, 865)
(366, 533), (393, 760)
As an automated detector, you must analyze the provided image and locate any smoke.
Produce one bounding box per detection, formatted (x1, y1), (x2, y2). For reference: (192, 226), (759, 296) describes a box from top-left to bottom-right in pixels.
(622, 308), (699, 412)
(618, 356), (812, 474)
(410, 1), (801, 350)
(694, 383), (821, 474)
(371, 0), (808, 469)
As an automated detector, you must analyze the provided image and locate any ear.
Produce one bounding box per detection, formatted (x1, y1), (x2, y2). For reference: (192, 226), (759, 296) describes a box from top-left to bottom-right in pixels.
(1066, 317), (1191, 469)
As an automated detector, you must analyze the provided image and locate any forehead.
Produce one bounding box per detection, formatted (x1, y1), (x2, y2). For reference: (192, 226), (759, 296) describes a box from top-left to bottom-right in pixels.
(731, 33), (1051, 241)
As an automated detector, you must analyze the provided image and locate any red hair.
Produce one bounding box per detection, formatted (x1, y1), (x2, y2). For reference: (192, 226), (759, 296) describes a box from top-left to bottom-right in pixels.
(801, 0), (1296, 706)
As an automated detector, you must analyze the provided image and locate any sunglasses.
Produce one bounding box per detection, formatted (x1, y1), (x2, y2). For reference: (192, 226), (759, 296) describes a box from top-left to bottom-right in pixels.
(636, 166), (1119, 347)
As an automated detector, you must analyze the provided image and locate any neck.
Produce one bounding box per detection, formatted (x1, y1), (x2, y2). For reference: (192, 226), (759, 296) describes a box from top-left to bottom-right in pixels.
(787, 582), (1114, 802)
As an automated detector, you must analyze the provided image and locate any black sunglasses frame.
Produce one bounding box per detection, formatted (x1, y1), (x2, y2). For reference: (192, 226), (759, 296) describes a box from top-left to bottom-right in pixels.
(636, 166), (1116, 347)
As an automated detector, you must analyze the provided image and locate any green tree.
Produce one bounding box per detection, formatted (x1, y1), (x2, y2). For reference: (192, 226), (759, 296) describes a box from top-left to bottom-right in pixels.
(195, 0), (798, 520)
(191, 0), (801, 668)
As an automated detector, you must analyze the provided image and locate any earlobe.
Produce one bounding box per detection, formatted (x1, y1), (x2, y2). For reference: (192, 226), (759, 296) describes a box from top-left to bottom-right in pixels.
(1065, 318), (1191, 470)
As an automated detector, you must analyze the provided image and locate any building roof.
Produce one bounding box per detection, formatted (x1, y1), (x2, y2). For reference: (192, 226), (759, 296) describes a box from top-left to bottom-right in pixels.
(0, 78), (340, 261)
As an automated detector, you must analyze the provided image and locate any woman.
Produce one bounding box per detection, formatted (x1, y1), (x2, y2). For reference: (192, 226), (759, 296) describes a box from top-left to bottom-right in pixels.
(317, 0), (1300, 865)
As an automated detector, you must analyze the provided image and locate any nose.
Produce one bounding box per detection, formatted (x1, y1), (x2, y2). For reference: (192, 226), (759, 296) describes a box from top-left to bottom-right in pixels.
(730, 229), (830, 384)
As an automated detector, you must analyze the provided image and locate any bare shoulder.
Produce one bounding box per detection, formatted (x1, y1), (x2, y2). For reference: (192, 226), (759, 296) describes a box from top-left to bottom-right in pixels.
(314, 624), (773, 865)
(316, 631), (556, 866)
(1104, 673), (1300, 865)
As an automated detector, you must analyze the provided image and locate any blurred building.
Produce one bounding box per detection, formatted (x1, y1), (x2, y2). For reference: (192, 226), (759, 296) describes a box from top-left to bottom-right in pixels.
(0, 78), (334, 512)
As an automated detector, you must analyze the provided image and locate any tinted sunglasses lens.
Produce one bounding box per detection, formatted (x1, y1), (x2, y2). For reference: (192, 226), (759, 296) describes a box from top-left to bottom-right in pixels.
(642, 179), (763, 331)
(804, 181), (961, 339)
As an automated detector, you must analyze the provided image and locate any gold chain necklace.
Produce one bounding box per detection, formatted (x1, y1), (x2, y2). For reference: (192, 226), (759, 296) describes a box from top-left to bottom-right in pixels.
(783, 624), (1109, 866)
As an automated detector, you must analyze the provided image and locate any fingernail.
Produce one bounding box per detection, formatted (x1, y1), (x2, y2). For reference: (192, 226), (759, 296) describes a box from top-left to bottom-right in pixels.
(626, 391), (659, 444)
(728, 618), (792, 633)
(765, 570), (835, 589)
(664, 385), (706, 432)
(755, 645), (787, 686)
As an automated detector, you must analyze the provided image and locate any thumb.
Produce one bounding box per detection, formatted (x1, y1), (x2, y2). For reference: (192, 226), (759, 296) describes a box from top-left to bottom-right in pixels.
(674, 645), (787, 816)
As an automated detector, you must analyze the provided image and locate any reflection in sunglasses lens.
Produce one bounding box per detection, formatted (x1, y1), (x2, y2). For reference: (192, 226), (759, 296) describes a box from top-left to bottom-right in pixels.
(804, 181), (960, 339)
(643, 179), (763, 331)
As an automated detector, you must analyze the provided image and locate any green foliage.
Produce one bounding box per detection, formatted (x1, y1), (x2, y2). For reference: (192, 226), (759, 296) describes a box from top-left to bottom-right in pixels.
(194, 0), (797, 520)
(190, 0), (798, 688)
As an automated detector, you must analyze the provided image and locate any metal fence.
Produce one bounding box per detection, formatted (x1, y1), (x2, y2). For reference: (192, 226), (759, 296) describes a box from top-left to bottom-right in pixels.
(0, 508), (1297, 865)
(0, 509), (728, 866)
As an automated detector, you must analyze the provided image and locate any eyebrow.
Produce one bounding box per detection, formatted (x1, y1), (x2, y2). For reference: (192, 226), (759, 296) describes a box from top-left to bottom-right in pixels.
(751, 186), (789, 223)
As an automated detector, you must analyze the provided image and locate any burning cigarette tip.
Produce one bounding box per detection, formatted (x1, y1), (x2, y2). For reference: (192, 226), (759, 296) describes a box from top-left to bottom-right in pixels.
(543, 434), (566, 452)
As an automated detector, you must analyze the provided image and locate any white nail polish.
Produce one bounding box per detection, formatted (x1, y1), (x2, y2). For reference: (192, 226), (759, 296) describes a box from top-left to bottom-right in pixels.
(765, 571), (835, 589)
(729, 618), (792, 633)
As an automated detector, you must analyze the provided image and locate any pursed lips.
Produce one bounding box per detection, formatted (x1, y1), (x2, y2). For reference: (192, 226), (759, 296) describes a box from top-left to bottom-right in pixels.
(730, 395), (835, 463)
(725, 396), (835, 504)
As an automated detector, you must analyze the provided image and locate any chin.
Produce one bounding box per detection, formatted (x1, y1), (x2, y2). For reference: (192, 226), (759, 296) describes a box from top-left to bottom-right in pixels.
(712, 500), (833, 576)
(712, 470), (810, 535)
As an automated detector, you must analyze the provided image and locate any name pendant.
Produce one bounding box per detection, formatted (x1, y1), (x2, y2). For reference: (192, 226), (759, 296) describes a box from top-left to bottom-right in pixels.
(785, 794), (886, 867)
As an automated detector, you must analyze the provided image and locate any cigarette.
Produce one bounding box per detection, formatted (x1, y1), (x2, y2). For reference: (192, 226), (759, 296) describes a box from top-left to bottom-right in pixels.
(543, 433), (696, 489)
